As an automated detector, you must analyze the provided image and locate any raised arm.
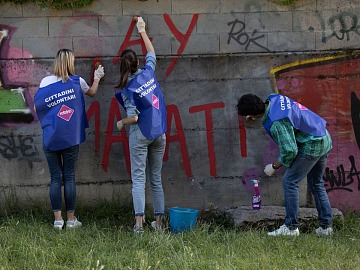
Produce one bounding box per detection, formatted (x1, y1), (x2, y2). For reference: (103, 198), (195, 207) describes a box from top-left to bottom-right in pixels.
(135, 16), (154, 53)
(85, 64), (105, 97)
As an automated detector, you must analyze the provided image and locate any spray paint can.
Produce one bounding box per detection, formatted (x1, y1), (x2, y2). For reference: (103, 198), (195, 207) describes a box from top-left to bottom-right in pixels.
(250, 179), (261, 210)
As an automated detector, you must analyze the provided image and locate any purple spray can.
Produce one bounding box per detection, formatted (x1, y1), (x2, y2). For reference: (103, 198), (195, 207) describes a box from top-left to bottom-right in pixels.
(250, 179), (261, 210)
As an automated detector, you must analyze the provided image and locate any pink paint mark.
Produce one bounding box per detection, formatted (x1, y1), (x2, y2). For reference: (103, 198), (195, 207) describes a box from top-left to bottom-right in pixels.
(163, 13), (199, 77)
(291, 78), (299, 88)
(189, 102), (225, 177)
(294, 102), (308, 110)
(1, 24), (34, 84)
(276, 79), (287, 90)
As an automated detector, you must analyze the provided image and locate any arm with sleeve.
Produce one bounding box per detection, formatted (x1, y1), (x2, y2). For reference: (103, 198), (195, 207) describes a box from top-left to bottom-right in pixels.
(270, 119), (298, 168)
(145, 51), (156, 71)
(79, 77), (90, 93)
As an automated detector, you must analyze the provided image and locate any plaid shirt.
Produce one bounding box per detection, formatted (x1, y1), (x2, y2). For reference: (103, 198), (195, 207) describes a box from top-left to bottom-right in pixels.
(262, 105), (332, 168)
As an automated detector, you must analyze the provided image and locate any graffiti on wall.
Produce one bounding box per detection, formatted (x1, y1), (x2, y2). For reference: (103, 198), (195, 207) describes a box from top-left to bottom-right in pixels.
(113, 13), (199, 77)
(0, 11), (359, 211)
(0, 25), (34, 125)
(324, 155), (360, 192)
(87, 98), (247, 178)
(271, 54), (360, 210)
(227, 19), (269, 52)
(311, 11), (360, 43)
(0, 132), (40, 166)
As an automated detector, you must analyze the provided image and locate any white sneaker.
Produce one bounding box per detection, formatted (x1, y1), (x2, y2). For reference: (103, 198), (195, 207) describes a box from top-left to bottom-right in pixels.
(268, 224), (300, 236)
(315, 227), (333, 236)
(53, 219), (64, 230)
(151, 221), (164, 231)
(66, 217), (82, 229)
(133, 225), (144, 234)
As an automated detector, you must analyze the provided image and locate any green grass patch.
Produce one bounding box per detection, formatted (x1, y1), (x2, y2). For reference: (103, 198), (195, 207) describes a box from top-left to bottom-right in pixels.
(0, 88), (28, 113)
(0, 199), (359, 269)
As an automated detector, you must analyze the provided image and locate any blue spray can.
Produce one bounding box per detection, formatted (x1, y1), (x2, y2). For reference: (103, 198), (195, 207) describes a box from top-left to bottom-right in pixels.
(250, 179), (261, 210)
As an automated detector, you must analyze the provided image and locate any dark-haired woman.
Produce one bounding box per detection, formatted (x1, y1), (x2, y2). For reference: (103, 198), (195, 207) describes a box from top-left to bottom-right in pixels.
(115, 17), (167, 233)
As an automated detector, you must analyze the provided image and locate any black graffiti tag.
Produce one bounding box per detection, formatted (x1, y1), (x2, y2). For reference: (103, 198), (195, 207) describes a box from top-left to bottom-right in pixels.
(0, 133), (39, 160)
(324, 155), (360, 192)
(348, 155), (360, 191)
(314, 11), (360, 43)
(351, 92), (360, 149)
(227, 19), (269, 51)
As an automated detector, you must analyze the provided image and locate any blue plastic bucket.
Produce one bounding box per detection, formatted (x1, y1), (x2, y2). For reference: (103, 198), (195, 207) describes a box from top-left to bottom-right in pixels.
(168, 207), (199, 233)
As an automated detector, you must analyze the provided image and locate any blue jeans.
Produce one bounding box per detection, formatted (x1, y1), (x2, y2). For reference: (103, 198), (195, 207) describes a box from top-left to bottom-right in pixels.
(129, 125), (166, 217)
(283, 151), (332, 230)
(43, 145), (79, 212)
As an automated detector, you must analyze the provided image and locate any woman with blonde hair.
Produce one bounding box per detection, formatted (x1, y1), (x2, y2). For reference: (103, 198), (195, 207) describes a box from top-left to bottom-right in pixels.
(34, 49), (104, 229)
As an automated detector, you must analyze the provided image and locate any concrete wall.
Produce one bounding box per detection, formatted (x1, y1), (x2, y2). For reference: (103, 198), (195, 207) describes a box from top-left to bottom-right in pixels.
(0, 0), (359, 212)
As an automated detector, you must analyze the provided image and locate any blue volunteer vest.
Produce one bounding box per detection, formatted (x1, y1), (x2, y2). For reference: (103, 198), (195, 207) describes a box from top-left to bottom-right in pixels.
(115, 65), (167, 140)
(263, 94), (326, 138)
(34, 75), (88, 151)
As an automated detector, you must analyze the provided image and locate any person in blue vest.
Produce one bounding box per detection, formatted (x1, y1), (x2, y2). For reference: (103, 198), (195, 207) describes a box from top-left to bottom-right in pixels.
(34, 49), (105, 229)
(114, 17), (167, 233)
(237, 93), (333, 236)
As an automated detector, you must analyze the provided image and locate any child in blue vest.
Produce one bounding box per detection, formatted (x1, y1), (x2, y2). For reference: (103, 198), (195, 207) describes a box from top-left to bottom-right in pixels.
(34, 49), (105, 229)
(237, 93), (333, 236)
(115, 17), (167, 233)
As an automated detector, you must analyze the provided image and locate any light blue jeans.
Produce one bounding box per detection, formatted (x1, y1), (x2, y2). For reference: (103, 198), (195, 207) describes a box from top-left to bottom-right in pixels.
(283, 151), (332, 230)
(129, 124), (166, 217)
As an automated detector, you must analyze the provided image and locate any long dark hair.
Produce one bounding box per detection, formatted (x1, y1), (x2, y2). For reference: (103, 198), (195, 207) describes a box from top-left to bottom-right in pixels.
(116, 49), (138, 89)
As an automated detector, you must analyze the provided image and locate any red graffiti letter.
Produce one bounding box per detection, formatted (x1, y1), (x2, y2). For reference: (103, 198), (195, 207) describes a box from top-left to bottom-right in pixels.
(86, 101), (101, 152)
(189, 102), (225, 177)
(238, 115), (247, 158)
(102, 98), (130, 174)
(112, 19), (148, 64)
(163, 13), (199, 77)
(164, 104), (193, 178)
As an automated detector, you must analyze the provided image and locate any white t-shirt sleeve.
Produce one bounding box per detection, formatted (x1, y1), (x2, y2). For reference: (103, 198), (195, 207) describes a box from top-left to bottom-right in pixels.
(79, 77), (90, 93)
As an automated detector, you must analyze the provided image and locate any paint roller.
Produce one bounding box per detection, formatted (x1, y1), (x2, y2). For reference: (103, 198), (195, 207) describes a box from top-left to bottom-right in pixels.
(133, 16), (139, 22)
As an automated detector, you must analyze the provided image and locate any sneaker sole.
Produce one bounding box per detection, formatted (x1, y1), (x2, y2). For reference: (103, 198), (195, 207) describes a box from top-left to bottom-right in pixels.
(66, 225), (82, 229)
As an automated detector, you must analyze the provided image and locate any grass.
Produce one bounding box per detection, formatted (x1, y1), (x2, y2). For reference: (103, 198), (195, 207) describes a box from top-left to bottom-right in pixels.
(0, 198), (360, 270)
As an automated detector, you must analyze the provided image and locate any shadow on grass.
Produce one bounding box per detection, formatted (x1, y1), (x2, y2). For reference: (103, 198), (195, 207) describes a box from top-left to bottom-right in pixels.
(0, 190), (356, 235)
(0, 193), (155, 230)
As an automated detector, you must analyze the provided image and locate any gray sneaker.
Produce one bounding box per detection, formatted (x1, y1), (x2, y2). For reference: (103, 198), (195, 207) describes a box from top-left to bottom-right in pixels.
(53, 219), (64, 230)
(315, 227), (333, 236)
(268, 224), (300, 236)
(66, 217), (82, 229)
